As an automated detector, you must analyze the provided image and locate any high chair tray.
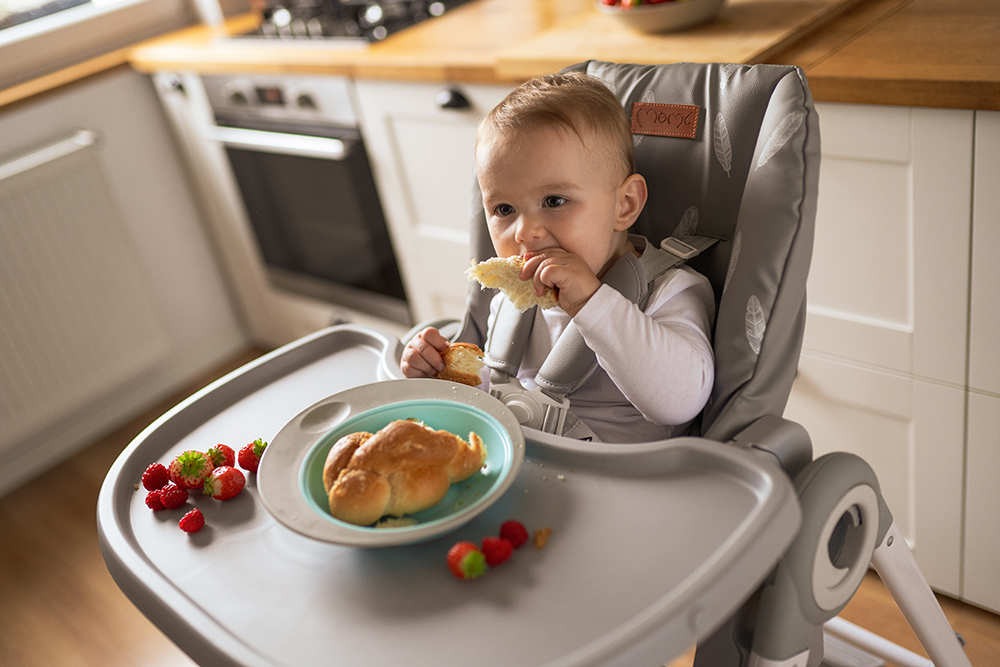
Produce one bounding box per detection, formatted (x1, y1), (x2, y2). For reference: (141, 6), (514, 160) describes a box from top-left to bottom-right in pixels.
(98, 325), (800, 667)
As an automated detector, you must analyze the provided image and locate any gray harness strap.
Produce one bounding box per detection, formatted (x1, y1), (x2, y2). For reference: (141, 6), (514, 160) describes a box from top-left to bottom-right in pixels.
(483, 234), (717, 436)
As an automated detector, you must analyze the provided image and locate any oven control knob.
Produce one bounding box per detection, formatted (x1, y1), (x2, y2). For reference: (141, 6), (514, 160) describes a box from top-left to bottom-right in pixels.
(295, 92), (318, 110)
(224, 82), (253, 107)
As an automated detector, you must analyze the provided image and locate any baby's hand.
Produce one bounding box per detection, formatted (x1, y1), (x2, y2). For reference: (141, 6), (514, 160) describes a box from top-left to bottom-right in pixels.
(400, 327), (450, 379)
(521, 249), (601, 316)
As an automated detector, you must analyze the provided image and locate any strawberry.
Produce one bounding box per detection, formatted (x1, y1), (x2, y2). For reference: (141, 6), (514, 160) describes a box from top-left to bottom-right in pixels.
(446, 541), (487, 580)
(141, 462), (170, 491)
(499, 520), (530, 549)
(237, 438), (268, 473)
(203, 466), (245, 500)
(205, 443), (236, 469)
(158, 482), (188, 510)
(169, 450), (214, 490)
(481, 536), (514, 567)
(145, 489), (165, 511)
(178, 507), (205, 533)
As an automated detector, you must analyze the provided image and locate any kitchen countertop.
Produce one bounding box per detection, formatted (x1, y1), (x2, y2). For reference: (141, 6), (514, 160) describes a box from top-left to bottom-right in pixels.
(2, 0), (998, 110)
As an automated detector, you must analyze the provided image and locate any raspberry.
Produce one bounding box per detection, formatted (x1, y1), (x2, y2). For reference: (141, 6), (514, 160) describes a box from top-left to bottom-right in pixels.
(499, 520), (530, 549)
(141, 462), (170, 491)
(178, 508), (205, 533)
(481, 536), (514, 567)
(158, 482), (188, 510)
(145, 489), (165, 511)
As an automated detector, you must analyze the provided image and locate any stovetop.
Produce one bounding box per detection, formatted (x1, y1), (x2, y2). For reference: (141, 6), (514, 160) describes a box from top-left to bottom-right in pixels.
(242, 0), (471, 42)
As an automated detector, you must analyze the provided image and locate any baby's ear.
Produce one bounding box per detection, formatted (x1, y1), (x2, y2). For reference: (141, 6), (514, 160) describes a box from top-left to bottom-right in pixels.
(615, 173), (648, 231)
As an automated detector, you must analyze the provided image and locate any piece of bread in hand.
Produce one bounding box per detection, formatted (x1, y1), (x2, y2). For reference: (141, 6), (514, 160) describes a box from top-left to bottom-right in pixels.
(436, 342), (484, 386)
(322, 419), (486, 526)
(466, 256), (558, 311)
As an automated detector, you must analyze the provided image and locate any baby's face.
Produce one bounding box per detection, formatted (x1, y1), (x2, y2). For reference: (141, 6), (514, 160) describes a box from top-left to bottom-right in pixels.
(476, 124), (632, 276)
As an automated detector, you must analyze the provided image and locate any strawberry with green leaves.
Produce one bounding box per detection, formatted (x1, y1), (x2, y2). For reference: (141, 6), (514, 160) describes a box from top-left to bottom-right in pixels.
(238, 438), (268, 473)
(169, 450), (214, 490)
(206, 443), (236, 469)
(203, 466), (245, 500)
(447, 541), (487, 580)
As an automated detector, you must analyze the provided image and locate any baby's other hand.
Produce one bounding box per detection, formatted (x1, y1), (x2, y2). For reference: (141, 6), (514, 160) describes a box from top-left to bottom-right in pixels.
(522, 249), (601, 316)
(401, 327), (450, 378)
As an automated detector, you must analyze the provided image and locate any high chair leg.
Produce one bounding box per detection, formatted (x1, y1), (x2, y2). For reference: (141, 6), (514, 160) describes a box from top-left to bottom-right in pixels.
(866, 522), (972, 666)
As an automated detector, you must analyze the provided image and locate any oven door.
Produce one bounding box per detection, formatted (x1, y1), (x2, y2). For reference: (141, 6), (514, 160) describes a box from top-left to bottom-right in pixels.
(209, 117), (411, 325)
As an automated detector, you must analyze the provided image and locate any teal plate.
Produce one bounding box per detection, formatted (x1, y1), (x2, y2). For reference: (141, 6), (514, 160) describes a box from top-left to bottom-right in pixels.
(258, 379), (525, 547)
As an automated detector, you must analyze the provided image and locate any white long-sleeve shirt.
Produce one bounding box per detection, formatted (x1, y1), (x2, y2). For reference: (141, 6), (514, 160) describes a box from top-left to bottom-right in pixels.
(488, 264), (716, 443)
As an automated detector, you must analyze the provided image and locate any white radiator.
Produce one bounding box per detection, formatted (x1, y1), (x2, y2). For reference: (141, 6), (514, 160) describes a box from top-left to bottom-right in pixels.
(0, 130), (170, 455)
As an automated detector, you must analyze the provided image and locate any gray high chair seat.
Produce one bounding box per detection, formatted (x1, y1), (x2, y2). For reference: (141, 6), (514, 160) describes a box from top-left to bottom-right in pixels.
(442, 60), (971, 666)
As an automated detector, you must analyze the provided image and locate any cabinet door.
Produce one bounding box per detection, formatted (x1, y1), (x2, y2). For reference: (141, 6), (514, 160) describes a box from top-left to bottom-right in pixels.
(355, 80), (512, 323)
(785, 355), (965, 595)
(807, 104), (973, 385)
(963, 110), (1000, 613)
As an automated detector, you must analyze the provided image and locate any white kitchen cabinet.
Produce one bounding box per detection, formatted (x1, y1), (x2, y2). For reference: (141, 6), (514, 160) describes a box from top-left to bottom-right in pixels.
(784, 103), (975, 595)
(0, 68), (246, 495)
(354, 79), (513, 323)
(963, 110), (1000, 614)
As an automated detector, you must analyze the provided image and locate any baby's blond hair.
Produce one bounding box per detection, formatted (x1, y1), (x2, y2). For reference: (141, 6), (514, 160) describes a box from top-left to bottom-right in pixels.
(478, 72), (634, 182)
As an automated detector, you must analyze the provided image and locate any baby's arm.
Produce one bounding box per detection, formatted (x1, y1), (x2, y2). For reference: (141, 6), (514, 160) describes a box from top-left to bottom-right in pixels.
(574, 269), (716, 425)
(400, 327), (450, 379)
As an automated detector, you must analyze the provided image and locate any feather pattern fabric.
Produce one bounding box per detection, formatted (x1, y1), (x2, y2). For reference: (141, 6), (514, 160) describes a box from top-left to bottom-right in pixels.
(713, 112), (733, 177)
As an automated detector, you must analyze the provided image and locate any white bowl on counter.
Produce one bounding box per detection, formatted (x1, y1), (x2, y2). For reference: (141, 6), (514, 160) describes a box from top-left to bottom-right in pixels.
(596, 0), (726, 34)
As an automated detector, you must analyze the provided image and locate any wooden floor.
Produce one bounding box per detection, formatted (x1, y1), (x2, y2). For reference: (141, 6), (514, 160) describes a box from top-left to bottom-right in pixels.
(1, 347), (998, 667)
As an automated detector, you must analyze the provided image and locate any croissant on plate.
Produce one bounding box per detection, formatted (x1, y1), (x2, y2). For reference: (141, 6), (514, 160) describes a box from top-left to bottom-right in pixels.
(322, 419), (486, 526)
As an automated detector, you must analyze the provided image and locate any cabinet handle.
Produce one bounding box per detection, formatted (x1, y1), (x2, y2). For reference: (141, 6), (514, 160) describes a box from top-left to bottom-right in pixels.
(0, 130), (97, 183)
(435, 87), (471, 110)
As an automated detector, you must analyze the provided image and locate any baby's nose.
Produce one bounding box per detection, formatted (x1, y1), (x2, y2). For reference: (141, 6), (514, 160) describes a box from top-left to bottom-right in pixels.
(514, 214), (545, 243)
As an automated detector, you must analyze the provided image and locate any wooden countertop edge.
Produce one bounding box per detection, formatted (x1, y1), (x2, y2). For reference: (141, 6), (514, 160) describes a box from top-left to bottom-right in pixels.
(0, 47), (132, 110)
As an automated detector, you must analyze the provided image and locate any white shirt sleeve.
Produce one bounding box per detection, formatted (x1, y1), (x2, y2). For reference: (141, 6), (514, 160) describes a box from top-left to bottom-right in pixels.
(571, 266), (716, 426)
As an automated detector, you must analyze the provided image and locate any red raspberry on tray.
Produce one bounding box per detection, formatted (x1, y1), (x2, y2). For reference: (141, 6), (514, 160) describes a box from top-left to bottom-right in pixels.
(158, 482), (188, 510)
(140, 462), (170, 491)
(481, 537), (514, 567)
(499, 520), (530, 549)
(178, 508), (205, 533)
(145, 489), (165, 511)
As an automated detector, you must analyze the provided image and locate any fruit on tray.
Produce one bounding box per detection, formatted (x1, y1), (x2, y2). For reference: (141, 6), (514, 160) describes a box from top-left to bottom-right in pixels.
(203, 465), (246, 501)
(158, 482), (189, 510)
(238, 438), (269, 473)
(145, 489), (166, 510)
(481, 536), (514, 567)
(141, 462), (170, 491)
(322, 420), (486, 526)
(447, 541), (487, 580)
(178, 507), (205, 533)
(206, 443), (236, 469)
(499, 519), (530, 549)
(169, 450), (214, 490)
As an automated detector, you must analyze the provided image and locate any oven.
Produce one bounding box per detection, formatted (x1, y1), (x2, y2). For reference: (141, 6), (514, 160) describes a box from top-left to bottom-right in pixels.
(198, 73), (412, 331)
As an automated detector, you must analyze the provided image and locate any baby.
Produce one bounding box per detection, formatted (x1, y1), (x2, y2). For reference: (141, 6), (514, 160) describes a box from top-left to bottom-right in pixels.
(402, 72), (715, 442)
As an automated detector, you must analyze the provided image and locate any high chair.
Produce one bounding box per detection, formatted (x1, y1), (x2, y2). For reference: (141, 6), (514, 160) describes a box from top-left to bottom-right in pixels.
(437, 60), (972, 666)
(96, 61), (973, 667)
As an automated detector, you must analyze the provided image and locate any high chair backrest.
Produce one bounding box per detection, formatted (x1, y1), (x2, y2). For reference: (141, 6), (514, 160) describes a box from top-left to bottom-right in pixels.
(458, 60), (819, 443)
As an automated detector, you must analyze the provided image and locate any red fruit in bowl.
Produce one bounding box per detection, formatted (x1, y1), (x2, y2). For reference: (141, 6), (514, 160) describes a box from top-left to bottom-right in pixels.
(238, 438), (268, 473)
(169, 450), (214, 490)
(206, 443), (236, 469)
(203, 466), (246, 500)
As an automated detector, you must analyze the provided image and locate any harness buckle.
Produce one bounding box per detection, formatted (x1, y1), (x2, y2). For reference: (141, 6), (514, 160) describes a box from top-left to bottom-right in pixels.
(660, 236), (700, 259)
(489, 380), (569, 435)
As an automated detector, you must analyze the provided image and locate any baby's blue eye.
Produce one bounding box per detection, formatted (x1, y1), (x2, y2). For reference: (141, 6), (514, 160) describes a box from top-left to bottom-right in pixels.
(493, 203), (515, 217)
(543, 195), (567, 208)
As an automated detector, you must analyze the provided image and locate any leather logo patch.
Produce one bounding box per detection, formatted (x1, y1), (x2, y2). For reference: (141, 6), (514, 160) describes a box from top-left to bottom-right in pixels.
(631, 102), (700, 140)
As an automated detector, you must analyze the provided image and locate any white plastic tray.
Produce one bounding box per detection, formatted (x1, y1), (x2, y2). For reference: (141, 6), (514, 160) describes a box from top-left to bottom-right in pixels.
(97, 325), (800, 667)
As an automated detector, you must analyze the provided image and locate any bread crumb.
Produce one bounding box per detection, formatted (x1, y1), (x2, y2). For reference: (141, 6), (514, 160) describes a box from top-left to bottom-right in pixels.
(533, 527), (552, 549)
